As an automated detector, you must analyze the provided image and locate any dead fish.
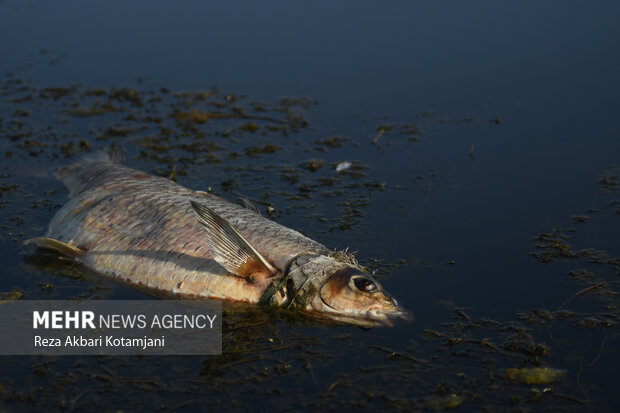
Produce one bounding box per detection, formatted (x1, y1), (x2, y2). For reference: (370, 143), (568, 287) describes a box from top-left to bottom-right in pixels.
(25, 145), (410, 327)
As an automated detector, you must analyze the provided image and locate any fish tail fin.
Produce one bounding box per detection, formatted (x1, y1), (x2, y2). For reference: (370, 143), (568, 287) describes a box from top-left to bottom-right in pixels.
(54, 142), (125, 197)
(57, 142), (125, 171)
(106, 141), (125, 163)
(23, 237), (85, 257)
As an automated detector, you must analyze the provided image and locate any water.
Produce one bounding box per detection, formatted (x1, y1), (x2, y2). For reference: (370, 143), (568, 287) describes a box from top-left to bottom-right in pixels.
(1, 1), (619, 410)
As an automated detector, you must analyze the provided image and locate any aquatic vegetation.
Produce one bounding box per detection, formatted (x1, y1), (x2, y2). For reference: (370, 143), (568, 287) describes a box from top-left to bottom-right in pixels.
(504, 367), (566, 385)
(598, 165), (619, 193)
(0, 290), (23, 300)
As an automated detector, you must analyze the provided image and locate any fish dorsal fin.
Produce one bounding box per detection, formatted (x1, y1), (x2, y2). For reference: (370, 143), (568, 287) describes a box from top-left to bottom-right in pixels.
(190, 200), (276, 279)
(24, 237), (85, 257)
(236, 195), (262, 215)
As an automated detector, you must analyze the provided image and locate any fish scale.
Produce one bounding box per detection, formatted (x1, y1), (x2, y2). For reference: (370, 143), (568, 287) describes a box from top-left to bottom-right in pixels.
(47, 160), (329, 302)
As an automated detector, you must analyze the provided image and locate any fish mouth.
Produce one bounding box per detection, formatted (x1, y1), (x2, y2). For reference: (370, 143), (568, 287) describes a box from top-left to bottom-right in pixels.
(316, 296), (413, 327)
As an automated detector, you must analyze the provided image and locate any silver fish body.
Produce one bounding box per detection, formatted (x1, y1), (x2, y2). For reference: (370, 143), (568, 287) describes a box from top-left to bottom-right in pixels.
(32, 152), (409, 326)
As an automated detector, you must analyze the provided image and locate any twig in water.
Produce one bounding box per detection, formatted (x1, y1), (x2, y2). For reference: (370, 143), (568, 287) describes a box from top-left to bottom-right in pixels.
(558, 282), (606, 310)
(372, 128), (385, 145)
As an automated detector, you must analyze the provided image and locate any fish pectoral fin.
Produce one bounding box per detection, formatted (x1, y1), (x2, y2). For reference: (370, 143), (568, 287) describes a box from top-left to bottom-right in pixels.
(23, 237), (85, 257)
(190, 200), (276, 279)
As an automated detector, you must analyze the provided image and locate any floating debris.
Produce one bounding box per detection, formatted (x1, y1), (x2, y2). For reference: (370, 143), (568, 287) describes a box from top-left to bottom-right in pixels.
(335, 161), (352, 172)
(315, 136), (348, 148)
(372, 128), (385, 145)
(372, 123), (420, 145)
(571, 215), (590, 223)
(245, 144), (281, 157)
(300, 159), (324, 172)
(66, 103), (119, 117)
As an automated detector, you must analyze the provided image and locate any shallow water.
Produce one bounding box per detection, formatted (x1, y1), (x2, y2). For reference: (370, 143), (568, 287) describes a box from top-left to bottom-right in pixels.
(1, 1), (619, 411)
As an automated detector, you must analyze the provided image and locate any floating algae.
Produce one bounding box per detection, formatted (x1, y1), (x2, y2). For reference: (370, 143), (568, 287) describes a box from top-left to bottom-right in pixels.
(425, 393), (464, 410)
(0, 290), (23, 300)
(503, 367), (565, 385)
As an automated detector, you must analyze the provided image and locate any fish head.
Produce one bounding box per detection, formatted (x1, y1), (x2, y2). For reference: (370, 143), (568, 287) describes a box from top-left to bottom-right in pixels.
(287, 255), (411, 327)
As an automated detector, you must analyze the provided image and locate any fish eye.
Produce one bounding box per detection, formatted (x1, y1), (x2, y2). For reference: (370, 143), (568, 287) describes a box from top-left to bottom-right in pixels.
(353, 277), (377, 292)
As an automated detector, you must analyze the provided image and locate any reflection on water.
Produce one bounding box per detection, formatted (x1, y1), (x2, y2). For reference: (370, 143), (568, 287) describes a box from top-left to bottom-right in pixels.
(0, 0), (619, 410)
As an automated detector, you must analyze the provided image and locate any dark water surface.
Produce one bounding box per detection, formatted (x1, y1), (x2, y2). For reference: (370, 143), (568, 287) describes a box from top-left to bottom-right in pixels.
(1, 1), (619, 411)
